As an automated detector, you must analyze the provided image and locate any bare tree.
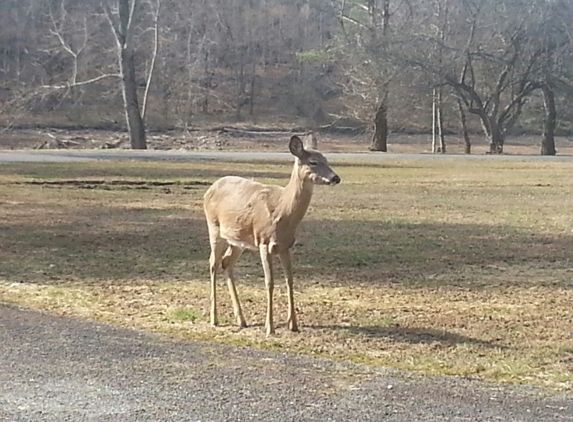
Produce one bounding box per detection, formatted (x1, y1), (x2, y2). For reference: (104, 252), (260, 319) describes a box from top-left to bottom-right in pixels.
(338, 0), (408, 151)
(431, 0), (449, 154)
(532, 0), (573, 155)
(43, 2), (120, 91)
(103, 0), (161, 149)
(409, 0), (544, 153)
(49, 2), (88, 90)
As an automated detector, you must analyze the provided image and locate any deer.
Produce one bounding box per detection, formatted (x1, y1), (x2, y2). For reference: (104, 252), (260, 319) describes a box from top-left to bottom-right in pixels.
(203, 135), (340, 336)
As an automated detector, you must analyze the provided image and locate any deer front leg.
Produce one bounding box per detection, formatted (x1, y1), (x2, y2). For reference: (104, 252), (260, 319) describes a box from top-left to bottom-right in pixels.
(259, 244), (275, 336)
(209, 240), (227, 326)
(279, 249), (298, 332)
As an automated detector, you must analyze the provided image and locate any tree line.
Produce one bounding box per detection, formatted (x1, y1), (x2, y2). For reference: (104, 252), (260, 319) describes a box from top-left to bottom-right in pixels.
(0, 0), (572, 153)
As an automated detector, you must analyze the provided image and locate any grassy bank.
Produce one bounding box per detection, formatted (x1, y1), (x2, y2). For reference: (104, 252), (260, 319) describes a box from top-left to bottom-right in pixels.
(0, 158), (571, 390)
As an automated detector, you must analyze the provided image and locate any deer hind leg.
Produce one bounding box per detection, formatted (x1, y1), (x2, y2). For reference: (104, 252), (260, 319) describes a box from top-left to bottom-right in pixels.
(279, 249), (298, 332)
(259, 244), (275, 336)
(221, 245), (247, 328)
(209, 235), (227, 327)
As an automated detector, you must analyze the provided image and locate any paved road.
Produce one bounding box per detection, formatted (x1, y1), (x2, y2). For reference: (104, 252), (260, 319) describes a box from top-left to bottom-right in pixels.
(1, 149), (573, 163)
(0, 304), (571, 422)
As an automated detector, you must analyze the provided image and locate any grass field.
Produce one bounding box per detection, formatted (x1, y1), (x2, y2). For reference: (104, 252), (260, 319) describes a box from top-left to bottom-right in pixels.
(0, 157), (571, 391)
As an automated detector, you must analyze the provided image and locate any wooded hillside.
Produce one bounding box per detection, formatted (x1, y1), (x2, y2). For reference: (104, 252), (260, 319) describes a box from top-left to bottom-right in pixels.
(1, 0), (572, 153)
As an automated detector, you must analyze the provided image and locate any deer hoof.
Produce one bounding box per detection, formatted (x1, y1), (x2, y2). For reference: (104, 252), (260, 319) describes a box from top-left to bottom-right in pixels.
(288, 318), (299, 332)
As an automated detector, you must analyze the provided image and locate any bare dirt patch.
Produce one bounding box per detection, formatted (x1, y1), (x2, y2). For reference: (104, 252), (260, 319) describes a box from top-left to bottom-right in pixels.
(1, 127), (573, 155)
(12, 179), (210, 191)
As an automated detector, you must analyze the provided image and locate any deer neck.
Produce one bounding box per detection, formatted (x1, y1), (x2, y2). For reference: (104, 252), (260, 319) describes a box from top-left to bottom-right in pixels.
(276, 161), (313, 227)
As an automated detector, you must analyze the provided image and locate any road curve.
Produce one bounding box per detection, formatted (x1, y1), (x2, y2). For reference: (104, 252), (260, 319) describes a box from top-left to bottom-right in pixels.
(1, 149), (573, 163)
(0, 304), (571, 422)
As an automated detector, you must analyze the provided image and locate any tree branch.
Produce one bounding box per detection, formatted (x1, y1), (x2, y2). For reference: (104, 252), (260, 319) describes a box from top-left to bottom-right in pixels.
(102, 1), (122, 47)
(141, 0), (161, 119)
(341, 15), (370, 32)
(42, 73), (121, 89)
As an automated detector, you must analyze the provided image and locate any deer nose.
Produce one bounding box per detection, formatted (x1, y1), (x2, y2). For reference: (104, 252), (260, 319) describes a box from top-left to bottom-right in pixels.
(331, 175), (341, 185)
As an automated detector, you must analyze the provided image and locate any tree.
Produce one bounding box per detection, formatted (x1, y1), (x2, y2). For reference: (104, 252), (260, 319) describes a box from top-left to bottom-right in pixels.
(103, 0), (161, 149)
(431, 0), (449, 154)
(408, 0), (546, 153)
(338, 0), (409, 151)
(531, 0), (573, 155)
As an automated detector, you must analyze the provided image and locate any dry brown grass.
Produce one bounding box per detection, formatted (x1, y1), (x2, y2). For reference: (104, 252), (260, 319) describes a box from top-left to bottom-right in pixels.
(0, 158), (571, 391)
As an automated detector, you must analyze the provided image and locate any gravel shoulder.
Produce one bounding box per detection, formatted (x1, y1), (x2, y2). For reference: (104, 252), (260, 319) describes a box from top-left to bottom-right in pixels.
(0, 304), (570, 422)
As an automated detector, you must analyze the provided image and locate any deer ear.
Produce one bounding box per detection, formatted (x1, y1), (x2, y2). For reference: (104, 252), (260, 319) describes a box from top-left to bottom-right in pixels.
(303, 131), (318, 150)
(289, 135), (305, 158)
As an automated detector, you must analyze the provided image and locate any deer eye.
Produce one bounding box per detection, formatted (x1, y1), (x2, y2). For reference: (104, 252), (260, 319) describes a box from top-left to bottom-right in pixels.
(308, 160), (318, 166)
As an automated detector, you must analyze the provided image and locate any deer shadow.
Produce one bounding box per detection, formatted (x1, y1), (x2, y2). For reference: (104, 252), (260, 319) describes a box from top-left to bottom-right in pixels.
(308, 324), (502, 349)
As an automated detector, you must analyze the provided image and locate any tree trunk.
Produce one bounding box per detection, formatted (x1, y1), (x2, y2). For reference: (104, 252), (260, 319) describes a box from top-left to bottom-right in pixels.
(202, 48), (210, 114)
(370, 101), (388, 152)
(438, 111), (446, 153)
(540, 83), (556, 156)
(432, 89), (446, 153)
(432, 89), (437, 153)
(437, 90), (446, 153)
(457, 100), (471, 154)
(235, 62), (246, 120)
(120, 46), (147, 149)
(488, 131), (504, 154)
(106, 0), (148, 150)
(481, 118), (504, 154)
(249, 62), (255, 117)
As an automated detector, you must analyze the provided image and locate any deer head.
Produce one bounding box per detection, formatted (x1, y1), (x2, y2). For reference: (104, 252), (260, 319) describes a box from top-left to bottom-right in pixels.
(289, 135), (340, 186)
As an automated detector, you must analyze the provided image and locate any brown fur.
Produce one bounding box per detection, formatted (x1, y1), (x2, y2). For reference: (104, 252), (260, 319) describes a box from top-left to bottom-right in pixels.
(203, 135), (340, 336)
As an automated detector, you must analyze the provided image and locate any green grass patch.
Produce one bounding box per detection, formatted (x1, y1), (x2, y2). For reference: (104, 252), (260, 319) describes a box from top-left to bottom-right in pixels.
(169, 307), (198, 322)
